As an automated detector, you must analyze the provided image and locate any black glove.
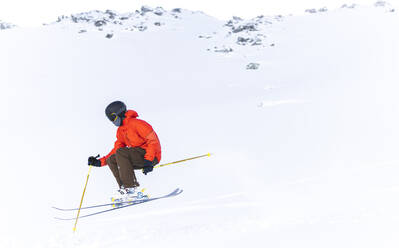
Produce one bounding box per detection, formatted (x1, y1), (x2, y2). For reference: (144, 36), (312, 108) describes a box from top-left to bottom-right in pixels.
(88, 155), (101, 167)
(142, 159), (154, 175)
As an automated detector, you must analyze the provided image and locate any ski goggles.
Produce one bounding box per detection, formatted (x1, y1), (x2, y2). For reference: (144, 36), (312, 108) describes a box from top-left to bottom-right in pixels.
(110, 113), (123, 127)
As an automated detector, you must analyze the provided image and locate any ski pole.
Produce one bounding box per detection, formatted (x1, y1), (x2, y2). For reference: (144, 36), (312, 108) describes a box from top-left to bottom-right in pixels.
(73, 155), (98, 232)
(154, 153), (212, 169)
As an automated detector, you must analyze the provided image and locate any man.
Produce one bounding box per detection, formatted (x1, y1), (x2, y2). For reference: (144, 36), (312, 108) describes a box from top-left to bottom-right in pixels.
(88, 101), (161, 198)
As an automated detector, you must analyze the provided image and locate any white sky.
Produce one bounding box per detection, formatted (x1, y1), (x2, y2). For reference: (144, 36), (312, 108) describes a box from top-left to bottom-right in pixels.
(0, 0), (394, 26)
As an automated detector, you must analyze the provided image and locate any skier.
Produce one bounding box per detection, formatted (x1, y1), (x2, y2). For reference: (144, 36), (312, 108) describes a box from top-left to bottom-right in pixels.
(88, 101), (161, 199)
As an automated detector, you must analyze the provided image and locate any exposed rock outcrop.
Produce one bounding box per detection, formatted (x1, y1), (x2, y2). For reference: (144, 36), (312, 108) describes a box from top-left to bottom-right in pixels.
(0, 21), (16, 30)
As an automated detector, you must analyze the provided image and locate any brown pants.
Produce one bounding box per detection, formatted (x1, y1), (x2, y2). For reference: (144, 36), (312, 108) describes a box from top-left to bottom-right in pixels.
(106, 147), (158, 188)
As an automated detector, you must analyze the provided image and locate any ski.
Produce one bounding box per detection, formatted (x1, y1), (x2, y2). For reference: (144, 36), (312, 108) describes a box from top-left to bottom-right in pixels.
(53, 188), (180, 211)
(54, 188), (182, 220)
(52, 199), (140, 211)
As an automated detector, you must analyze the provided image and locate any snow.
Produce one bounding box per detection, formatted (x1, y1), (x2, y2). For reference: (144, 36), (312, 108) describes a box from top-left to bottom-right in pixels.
(0, 3), (398, 247)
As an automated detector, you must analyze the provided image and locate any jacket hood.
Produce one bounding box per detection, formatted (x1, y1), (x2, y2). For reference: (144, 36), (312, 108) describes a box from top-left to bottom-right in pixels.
(121, 110), (139, 126)
(125, 110), (139, 119)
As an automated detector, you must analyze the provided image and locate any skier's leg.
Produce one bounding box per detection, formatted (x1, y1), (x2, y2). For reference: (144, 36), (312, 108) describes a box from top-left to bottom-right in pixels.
(129, 147), (147, 169)
(106, 155), (123, 188)
(115, 147), (139, 188)
(129, 147), (159, 168)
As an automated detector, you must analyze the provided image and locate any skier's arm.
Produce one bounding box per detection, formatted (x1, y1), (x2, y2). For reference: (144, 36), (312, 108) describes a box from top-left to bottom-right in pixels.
(100, 132), (126, 166)
(136, 121), (161, 162)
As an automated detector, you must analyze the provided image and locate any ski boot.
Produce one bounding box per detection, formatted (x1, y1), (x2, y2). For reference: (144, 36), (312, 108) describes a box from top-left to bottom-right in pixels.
(125, 187), (149, 202)
(110, 187), (149, 208)
(110, 187), (128, 208)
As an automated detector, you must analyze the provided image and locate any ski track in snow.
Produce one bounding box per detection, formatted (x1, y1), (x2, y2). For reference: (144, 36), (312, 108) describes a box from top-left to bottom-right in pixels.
(258, 99), (308, 107)
(184, 191), (246, 205)
(94, 201), (263, 223)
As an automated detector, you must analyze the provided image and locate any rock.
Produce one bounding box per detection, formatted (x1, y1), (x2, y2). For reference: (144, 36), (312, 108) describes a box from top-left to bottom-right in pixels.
(225, 20), (234, 27)
(251, 38), (262, 46)
(198, 35), (212, 39)
(56, 15), (67, 22)
(136, 25), (147, 31)
(226, 16), (243, 27)
(105, 33), (113, 39)
(305, 9), (317, 14)
(154, 7), (165, 16)
(270, 43), (275, 47)
(105, 10), (116, 19)
(214, 47), (233, 53)
(71, 15), (79, 23)
(246, 63), (260, 70)
(374, 1), (387, 7)
(232, 23), (257, 33)
(341, 4), (357, 9)
(154, 22), (162, 26)
(141, 6), (153, 14)
(78, 29), (87, 33)
(0, 21), (15, 30)
(63, 11), (111, 24)
(94, 20), (107, 27)
(172, 8), (182, 13)
(237, 37), (254, 45)
(319, 7), (328, 12)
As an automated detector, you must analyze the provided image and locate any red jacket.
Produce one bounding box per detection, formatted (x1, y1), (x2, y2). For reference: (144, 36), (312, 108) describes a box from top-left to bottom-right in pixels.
(100, 110), (161, 166)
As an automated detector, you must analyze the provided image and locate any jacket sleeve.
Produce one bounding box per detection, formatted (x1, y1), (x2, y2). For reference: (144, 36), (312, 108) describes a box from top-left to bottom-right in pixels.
(136, 121), (161, 162)
(100, 131), (126, 166)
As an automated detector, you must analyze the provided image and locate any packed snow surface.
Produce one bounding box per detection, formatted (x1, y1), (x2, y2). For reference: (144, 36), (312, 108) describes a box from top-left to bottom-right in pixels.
(0, 3), (398, 248)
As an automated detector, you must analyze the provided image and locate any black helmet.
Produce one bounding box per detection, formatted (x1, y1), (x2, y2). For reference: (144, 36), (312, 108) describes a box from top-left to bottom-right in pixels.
(105, 101), (127, 126)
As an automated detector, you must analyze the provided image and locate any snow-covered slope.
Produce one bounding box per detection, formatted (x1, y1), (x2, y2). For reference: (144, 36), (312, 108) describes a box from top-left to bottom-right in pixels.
(0, 3), (398, 248)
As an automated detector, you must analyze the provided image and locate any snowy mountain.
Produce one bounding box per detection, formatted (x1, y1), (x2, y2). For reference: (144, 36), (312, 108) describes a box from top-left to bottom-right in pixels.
(0, 2), (398, 248)
(48, 7), (224, 35)
(51, 7), (198, 32)
(0, 20), (15, 30)
(46, 6), (283, 55)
